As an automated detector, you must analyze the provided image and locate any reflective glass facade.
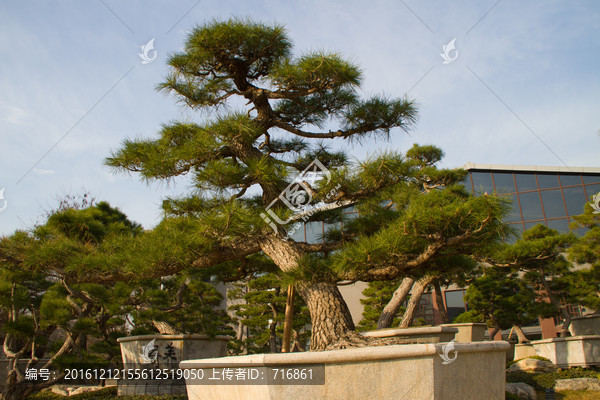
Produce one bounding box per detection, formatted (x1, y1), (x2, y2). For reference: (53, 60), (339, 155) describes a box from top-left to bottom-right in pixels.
(463, 168), (600, 236)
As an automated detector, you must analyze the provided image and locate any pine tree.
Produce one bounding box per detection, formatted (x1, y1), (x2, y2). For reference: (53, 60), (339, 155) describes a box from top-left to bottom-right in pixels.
(0, 202), (140, 400)
(228, 273), (310, 354)
(455, 266), (555, 342)
(482, 224), (577, 337)
(105, 19), (508, 349)
(568, 201), (600, 313)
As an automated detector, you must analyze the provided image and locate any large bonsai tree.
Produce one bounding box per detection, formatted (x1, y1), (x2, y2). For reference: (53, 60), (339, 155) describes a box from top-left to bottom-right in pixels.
(106, 19), (507, 350)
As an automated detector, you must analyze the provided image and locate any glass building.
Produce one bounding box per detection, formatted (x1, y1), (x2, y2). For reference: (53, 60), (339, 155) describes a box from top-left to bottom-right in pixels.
(462, 163), (600, 237)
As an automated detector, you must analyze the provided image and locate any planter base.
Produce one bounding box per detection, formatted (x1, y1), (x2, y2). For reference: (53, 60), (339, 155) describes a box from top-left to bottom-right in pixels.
(531, 335), (600, 368)
(180, 341), (509, 400)
(117, 334), (228, 396)
(361, 326), (458, 343)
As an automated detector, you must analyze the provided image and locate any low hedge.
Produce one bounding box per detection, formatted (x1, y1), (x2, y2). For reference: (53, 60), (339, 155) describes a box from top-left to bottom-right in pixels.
(26, 387), (187, 400)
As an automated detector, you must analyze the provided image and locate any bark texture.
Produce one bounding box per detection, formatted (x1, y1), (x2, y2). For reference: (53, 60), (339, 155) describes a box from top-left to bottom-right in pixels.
(399, 275), (435, 328)
(513, 325), (530, 344)
(377, 277), (415, 329)
(259, 236), (355, 350)
(433, 280), (450, 324)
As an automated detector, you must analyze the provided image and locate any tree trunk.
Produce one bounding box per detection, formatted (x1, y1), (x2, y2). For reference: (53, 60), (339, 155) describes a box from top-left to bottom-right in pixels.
(513, 325), (530, 344)
(269, 319), (278, 353)
(259, 236), (355, 350)
(489, 326), (500, 341)
(2, 370), (34, 400)
(399, 275), (435, 328)
(152, 320), (181, 335)
(291, 329), (305, 352)
(282, 285), (294, 353)
(377, 277), (415, 329)
(433, 280), (450, 324)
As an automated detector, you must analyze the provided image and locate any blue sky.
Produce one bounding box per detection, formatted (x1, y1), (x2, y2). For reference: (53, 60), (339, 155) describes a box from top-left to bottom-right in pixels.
(1, 0), (599, 235)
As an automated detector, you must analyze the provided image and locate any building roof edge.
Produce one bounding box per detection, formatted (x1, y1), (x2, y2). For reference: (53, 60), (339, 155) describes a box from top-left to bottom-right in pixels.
(462, 162), (600, 174)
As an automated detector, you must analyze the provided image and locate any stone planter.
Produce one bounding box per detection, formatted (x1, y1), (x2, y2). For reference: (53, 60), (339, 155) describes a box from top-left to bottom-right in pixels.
(361, 326), (458, 343)
(117, 334), (228, 396)
(180, 341), (510, 400)
(513, 343), (536, 360)
(441, 323), (487, 342)
(531, 335), (600, 368)
(569, 315), (600, 336)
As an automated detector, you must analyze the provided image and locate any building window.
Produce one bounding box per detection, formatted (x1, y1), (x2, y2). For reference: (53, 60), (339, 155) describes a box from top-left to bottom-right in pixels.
(518, 192), (544, 221)
(559, 174), (583, 187)
(540, 189), (567, 218)
(444, 290), (467, 322)
(562, 186), (587, 217)
(492, 172), (515, 194)
(471, 172), (493, 195)
(515, 173), (538, 192)
(537, 174), (560, 189)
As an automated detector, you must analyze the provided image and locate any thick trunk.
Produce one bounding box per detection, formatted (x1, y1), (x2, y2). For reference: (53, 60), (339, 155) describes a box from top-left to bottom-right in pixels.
(260, 237), (355, 350)
(377, 277), (415, 329)
(296, 282), (355, 350)
(433, 280), (450, 324)
(399, 275), (435, 328)
(152, 320), (181, 335)
(513, 325), (529, 344)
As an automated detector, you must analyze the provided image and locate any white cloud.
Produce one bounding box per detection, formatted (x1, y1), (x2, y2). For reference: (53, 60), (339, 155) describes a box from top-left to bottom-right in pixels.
(0, 102), (31, 125)
(32, 168), (55, 176)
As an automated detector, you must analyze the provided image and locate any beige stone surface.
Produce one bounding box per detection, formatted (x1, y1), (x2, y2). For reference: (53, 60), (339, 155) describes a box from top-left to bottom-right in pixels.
(441, 323), (487, 342)
(181, 341), (510, 400)
(118, 334), (228, 369)
(118, 334), (228, 396)
(514, 344), (537, 360)
(505, 382), (537, 400)
(361, 326), (458, 343)
(570, 315), (600, 336)
(508, 358), (557, 373)
(532, 335), (600, 368)
(555, 378), (600, 392)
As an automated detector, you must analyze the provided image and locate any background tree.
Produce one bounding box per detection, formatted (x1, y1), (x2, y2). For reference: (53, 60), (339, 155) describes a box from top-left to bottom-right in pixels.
(455, 266), (556, 342)
(127, 271), (233, 337)
(0, 201), (141, 400)
(568, 201), (600, 313)
(105, 19), (508, 349)
(357, 279), (405, 331)
(483, 224), (576, 337)
(228, 273), (310, 354)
